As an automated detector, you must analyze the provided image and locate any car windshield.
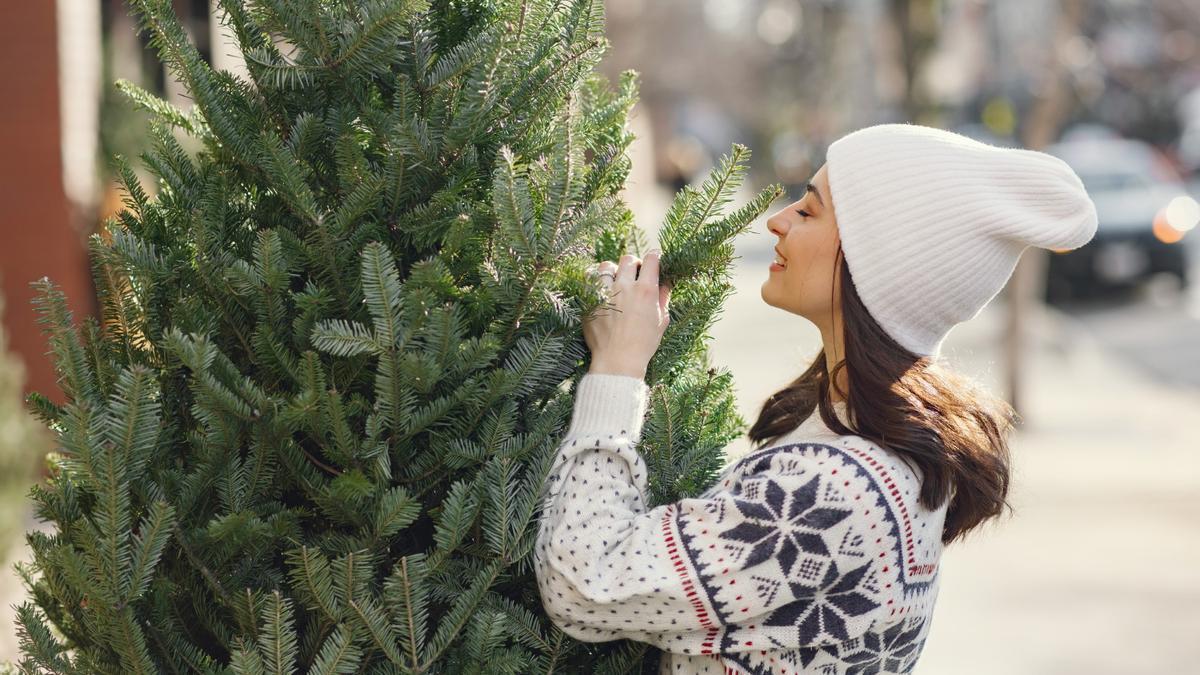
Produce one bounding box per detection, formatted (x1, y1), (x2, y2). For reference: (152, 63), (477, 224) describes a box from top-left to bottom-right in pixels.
(1076, 170), (1153, 193)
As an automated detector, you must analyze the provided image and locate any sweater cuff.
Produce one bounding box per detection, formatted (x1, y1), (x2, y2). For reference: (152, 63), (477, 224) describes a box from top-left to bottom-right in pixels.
(565, 373), (651, 442)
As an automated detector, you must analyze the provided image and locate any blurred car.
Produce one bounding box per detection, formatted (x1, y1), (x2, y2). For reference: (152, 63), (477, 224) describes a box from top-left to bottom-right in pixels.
(1042, 135), (1195, 303)
(1176, 85), (1200, 176)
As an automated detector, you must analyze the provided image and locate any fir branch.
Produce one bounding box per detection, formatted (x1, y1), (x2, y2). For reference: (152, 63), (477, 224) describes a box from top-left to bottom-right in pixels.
(172, 522), (234, 610)
(392, 554), (430, 671)
(124, 501), (175, 603)
(424, 24), (498, 89)
(346, 595), (404, 666)
(373, 485), (420, 539)
(111, 606), (156, 674)
(686, 143), (750, 235)
(359, 242), (406, 349)
(30, 278), (100, 406)
(326, 0), (427, 71)
(306, 623), (361, 674)
(416, 559), (503, 671)
(506, 38), (603, 149)
(14, 602), (78, 674)
(114, 78), (206, 137)
(542, 629), (565, 675)
(259, 590), (299, 675)
(311, 320), (382, 358)
(285, 545), (342, 624)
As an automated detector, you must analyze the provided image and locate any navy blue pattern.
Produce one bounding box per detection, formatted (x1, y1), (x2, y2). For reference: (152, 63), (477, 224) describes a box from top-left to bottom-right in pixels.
(722, 474), (854, 575)
(668, 440), (938, 666)
(704, 472), (879, 644)
(697, 441), (937, 598)
(718, 615), (930, 674)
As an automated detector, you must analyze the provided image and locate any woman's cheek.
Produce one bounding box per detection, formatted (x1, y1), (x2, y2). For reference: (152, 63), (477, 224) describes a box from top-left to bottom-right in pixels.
(786, 254), (804, 280)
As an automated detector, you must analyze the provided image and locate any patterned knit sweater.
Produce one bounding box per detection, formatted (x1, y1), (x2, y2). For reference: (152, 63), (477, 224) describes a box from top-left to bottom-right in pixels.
(535, 373), (948, 674)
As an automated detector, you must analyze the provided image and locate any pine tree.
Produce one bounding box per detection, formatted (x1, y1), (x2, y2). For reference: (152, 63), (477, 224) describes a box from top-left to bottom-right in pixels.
(14, 0), (783, 672)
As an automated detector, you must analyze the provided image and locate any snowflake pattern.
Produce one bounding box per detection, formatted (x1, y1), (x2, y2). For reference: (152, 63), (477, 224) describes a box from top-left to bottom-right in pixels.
(683, 466), (883, 642)
(721, 474), (854, 582)
(712, 473), (880, 644)
(762, 558), (880, 643)
(836, 616), (928, 674)
(718, 615), (930, 675)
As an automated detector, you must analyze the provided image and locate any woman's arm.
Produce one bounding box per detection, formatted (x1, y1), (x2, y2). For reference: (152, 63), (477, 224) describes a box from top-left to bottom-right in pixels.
(534, 372), (893, 649)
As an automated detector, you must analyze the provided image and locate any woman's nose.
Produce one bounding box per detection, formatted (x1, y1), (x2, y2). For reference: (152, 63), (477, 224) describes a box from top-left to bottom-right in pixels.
(767, 214), (788, 237)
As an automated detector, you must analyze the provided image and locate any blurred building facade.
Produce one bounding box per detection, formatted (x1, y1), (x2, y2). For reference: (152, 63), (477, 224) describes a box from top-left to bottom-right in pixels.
(599, 0), (1200, 194)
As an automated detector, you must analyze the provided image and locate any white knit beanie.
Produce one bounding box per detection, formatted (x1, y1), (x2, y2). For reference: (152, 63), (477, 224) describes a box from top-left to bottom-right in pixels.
(825, 123), (1098, 358)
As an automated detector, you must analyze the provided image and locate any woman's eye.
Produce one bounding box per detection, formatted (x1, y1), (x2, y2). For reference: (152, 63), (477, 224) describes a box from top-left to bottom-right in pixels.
(795, 208), (810, 218)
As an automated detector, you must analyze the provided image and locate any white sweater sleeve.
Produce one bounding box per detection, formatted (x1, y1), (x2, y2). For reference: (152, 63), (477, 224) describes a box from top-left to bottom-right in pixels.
(534, 373), (892, 649)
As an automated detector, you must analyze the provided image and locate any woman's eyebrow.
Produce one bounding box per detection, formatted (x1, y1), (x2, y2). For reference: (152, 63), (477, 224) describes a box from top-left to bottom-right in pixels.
(805, 182), (824, 208)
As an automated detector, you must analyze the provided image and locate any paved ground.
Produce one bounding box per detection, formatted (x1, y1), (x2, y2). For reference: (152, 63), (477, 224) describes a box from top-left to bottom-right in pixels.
(0, 496), (48, 663)
(917, 306), (1200, 675)
(1060, 230), (1200, 389)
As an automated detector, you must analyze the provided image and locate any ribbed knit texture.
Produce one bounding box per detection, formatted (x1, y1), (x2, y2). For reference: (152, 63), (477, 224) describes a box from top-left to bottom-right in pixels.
(536, 373), (948, 674)
(825, 122), (1098, 357)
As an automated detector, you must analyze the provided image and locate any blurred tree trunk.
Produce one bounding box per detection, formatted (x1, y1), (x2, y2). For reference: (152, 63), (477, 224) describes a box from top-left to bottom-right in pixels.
(886, 0), (940, 121)
(1006, 0), (1086, 418)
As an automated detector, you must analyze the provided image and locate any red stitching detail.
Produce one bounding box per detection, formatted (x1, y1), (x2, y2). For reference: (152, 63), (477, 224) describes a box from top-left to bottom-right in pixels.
(662, 504), (717, 629)
(844, 445), (936, 578)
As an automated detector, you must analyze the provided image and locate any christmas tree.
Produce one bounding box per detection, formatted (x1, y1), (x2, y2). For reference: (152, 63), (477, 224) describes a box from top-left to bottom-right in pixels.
(14, 0), (782, 672)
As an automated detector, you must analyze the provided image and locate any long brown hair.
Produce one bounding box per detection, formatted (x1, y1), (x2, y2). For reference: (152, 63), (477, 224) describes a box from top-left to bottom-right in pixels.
(747, 245), (1017, 546)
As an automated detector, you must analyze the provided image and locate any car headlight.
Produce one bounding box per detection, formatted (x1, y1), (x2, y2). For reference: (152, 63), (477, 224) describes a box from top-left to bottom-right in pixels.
(1155, 195), (1199, 244)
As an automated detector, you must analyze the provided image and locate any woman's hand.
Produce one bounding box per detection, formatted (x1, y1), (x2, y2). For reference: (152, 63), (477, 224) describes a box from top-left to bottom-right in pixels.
(584, 250), (672, 381)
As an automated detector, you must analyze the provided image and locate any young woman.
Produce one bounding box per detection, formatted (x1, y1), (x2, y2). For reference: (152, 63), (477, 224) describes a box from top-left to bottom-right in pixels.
(534, 123), (1098, 674)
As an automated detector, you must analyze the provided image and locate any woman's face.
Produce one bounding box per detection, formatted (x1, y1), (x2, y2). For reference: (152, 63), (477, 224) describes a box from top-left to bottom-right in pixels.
(760, 163), (842, 324)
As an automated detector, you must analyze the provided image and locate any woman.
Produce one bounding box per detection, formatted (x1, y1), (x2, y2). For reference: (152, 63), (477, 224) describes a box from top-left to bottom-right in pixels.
(534, 123), (1097, 674)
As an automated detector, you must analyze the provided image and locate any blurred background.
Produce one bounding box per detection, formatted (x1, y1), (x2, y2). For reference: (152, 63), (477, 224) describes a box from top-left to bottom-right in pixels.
(1, 0), (1198, 671)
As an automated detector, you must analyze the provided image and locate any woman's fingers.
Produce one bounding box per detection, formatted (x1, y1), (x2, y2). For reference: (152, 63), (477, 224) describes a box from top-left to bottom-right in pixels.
(592, 261), (619, 311)
(639, 250), (660, 288)
(616, 254), (639, 284)
(590, 261), (618, 290)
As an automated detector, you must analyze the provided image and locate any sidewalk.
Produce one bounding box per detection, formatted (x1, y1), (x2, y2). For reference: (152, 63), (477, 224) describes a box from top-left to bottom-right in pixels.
(0, 498), (47, 663)
(711, 258), (1200, 674)
(918, 299), (1200, 675)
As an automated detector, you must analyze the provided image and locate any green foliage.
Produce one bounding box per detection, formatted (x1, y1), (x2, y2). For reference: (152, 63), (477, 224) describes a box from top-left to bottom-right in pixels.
(15, 0), (782, 673)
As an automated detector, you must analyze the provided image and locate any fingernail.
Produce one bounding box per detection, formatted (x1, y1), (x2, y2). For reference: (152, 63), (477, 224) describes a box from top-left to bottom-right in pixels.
(649, 249), (661, 257)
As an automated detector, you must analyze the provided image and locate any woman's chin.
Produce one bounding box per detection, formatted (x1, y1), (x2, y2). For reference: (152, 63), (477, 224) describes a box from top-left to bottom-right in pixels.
(760, 281), (776, 307)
